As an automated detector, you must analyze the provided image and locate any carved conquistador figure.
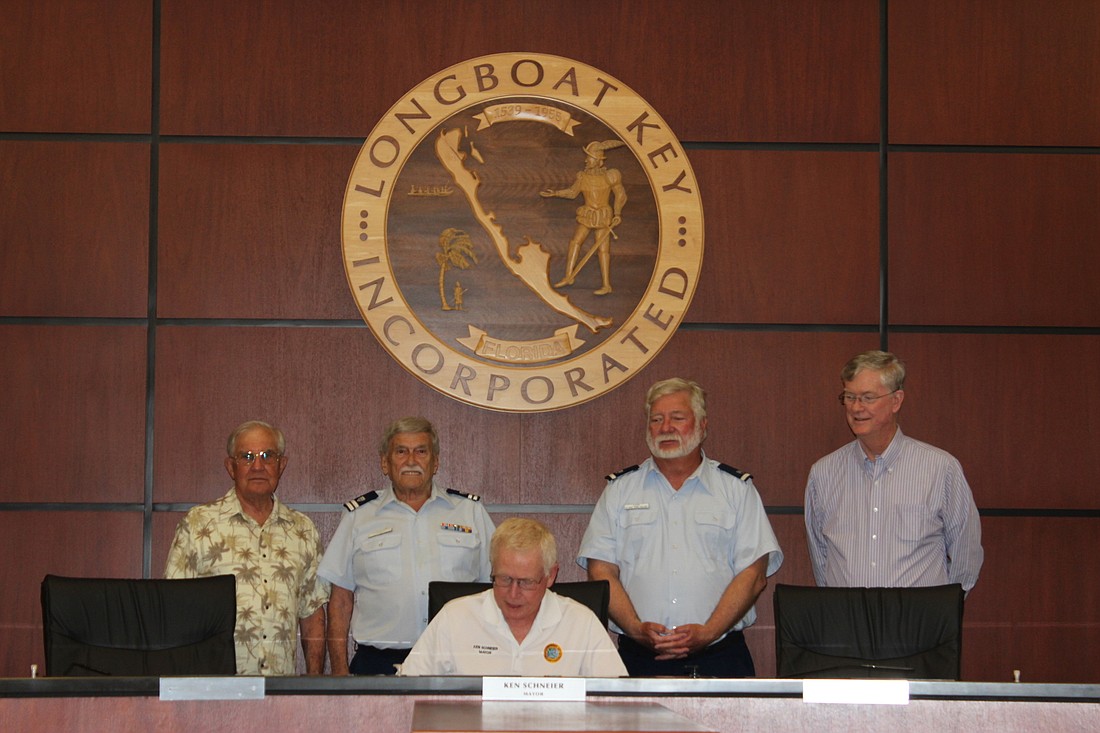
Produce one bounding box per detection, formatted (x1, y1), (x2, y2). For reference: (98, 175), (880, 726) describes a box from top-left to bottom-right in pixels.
(541, 140), (627, 295)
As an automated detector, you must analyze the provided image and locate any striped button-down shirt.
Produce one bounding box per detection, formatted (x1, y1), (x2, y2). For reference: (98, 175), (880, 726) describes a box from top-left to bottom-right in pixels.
(805, 428), (983, 592)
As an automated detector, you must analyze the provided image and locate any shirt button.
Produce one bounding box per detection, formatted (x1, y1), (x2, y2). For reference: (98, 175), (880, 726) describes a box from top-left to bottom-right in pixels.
(874, 507), (879, 512)
(872, 534), (877, 540)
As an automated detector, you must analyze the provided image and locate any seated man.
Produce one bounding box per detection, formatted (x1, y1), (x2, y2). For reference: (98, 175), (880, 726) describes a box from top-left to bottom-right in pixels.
(399, 518), (627, 677)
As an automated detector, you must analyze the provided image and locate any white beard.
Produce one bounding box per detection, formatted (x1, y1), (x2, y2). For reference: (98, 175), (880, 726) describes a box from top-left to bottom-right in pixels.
(646, 424), (705, 459)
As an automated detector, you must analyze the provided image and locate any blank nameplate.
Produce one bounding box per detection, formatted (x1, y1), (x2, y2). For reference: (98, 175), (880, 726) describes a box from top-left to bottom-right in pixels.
(159, 676), (265, 701)
(483, 677), (586, 701)
(802, 678), (909, 706)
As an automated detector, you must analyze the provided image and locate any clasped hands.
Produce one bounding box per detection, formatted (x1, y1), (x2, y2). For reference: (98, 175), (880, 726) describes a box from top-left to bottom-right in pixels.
(632, 621), (717, 660)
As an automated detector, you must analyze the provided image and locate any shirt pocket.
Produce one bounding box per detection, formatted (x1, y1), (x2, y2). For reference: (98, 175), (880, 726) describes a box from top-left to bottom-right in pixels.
(436, 530), (483, 580)
(895, 503), (933, 542)
(694, 508), (735, 565)
(353, 529), (404, 585)
(619, 507), (657, 564)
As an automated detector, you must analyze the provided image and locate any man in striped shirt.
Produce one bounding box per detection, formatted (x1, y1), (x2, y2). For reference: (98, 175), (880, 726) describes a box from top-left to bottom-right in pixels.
(804, 351), (983, 593)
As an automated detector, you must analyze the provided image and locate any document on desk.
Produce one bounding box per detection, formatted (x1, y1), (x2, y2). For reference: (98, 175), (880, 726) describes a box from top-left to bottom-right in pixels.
(802, 678), (910, 705)
(483, 677), (586, 701)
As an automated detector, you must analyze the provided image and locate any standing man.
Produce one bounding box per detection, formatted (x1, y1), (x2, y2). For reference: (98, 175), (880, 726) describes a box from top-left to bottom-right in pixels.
(578, 378), (783, 677)
(541, 139), (627, 295)
(805, 350), (983, 592)
(165, 420), (329, 675)
(399, 518), (626, 677)
(319, 417), (495, 675)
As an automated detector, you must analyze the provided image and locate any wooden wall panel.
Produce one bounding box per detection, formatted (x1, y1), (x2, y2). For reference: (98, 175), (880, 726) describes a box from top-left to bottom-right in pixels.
(159, 0), (878, 143)
(157, 143), (361, 319)
(152, 328), (866, 509)
(0, 141), (150, 318)
(691, 150), (879, 324)
(524, 0), (881, 143)
(0, 0), (151, 133)
(889, 153), (1100, 327)
(890, 0), (1100, 147)
(152, 325), (525, 505)
(160, 0), (515, 137)
(891, 333), (1099, 510)
(0, 326), (147, 503)
(0, 512), (143, 678)
(519, 330), (873, 507)
(961, 518), (1100, 683)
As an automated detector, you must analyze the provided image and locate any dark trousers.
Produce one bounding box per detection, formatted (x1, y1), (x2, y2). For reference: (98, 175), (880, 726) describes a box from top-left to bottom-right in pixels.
(349, 644), (411, 675)
(617, 630), (756, 678)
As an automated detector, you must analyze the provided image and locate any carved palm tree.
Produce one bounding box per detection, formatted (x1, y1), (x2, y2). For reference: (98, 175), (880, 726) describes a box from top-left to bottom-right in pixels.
(436, 228), (478, 310)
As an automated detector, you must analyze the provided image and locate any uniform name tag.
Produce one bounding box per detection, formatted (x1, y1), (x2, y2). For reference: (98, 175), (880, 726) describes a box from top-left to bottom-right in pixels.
(624, 503), (650, 510)
(367, 527), (393, 539)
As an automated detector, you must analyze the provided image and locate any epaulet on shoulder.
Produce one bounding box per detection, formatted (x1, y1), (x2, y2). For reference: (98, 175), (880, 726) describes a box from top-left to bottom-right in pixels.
(605, 464), (640, 482)
(718, 463), (752, 482)
(343, 491), (379, 512)
(447, 488), (482, 502)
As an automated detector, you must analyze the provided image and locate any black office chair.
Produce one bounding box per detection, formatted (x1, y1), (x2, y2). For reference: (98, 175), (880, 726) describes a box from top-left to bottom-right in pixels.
(773, 583), (965, 680)
(41, 574), (237, 676)
(428, 580), (611, 628)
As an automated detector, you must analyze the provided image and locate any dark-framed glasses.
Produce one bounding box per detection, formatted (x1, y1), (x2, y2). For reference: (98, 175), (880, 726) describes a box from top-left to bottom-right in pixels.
(838, 390), (898, 406)
(491, 575), (543, 591)
(233, 450), (282, 465)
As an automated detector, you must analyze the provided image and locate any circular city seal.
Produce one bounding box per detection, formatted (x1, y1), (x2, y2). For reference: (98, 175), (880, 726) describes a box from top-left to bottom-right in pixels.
(342, 52), (704, 412)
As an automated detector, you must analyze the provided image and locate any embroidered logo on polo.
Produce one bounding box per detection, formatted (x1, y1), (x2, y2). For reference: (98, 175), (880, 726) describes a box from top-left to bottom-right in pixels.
(543, 643), (563, 663)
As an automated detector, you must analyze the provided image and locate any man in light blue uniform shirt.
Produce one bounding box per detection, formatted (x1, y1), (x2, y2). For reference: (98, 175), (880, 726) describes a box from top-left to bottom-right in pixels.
(319, 417), (495, 674)
(578, 378), (783, 677)
(805, 350), (983, 593)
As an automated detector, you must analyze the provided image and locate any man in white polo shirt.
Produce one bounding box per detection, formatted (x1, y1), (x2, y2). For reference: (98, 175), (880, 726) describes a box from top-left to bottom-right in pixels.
(399, 518), (626, 677)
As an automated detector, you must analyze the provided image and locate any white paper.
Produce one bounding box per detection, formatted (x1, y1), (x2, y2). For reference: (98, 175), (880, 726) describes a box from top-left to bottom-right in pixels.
(802, 678), (910, 706)
(159, 676), (265, 701)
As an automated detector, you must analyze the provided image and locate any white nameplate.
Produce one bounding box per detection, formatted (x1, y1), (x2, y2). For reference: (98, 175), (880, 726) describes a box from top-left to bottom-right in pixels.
(802, 678), (909, 706)
(159, 676), (265, 701)
(482, 677), (586, 701)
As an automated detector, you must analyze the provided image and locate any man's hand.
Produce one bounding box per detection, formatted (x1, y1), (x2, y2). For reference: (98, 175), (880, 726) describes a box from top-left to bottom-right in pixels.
(652, 623), (719, 659)
(625, 622), (686, 660)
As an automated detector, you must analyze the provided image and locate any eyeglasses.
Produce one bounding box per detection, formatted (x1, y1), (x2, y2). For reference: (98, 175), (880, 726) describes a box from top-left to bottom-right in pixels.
(491, 575), (544, 591)
(232, 450), (282, 465)
(838, 390), (898, 406)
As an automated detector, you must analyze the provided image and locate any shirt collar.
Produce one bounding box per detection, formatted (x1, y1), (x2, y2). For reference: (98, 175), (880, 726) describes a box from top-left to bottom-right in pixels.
(851, 426), (907, 469)
(219, 486), (290, 526)
(643, 451), (712, 494)
(480, 588), (563, 636)
(379, 482), (449, 509)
